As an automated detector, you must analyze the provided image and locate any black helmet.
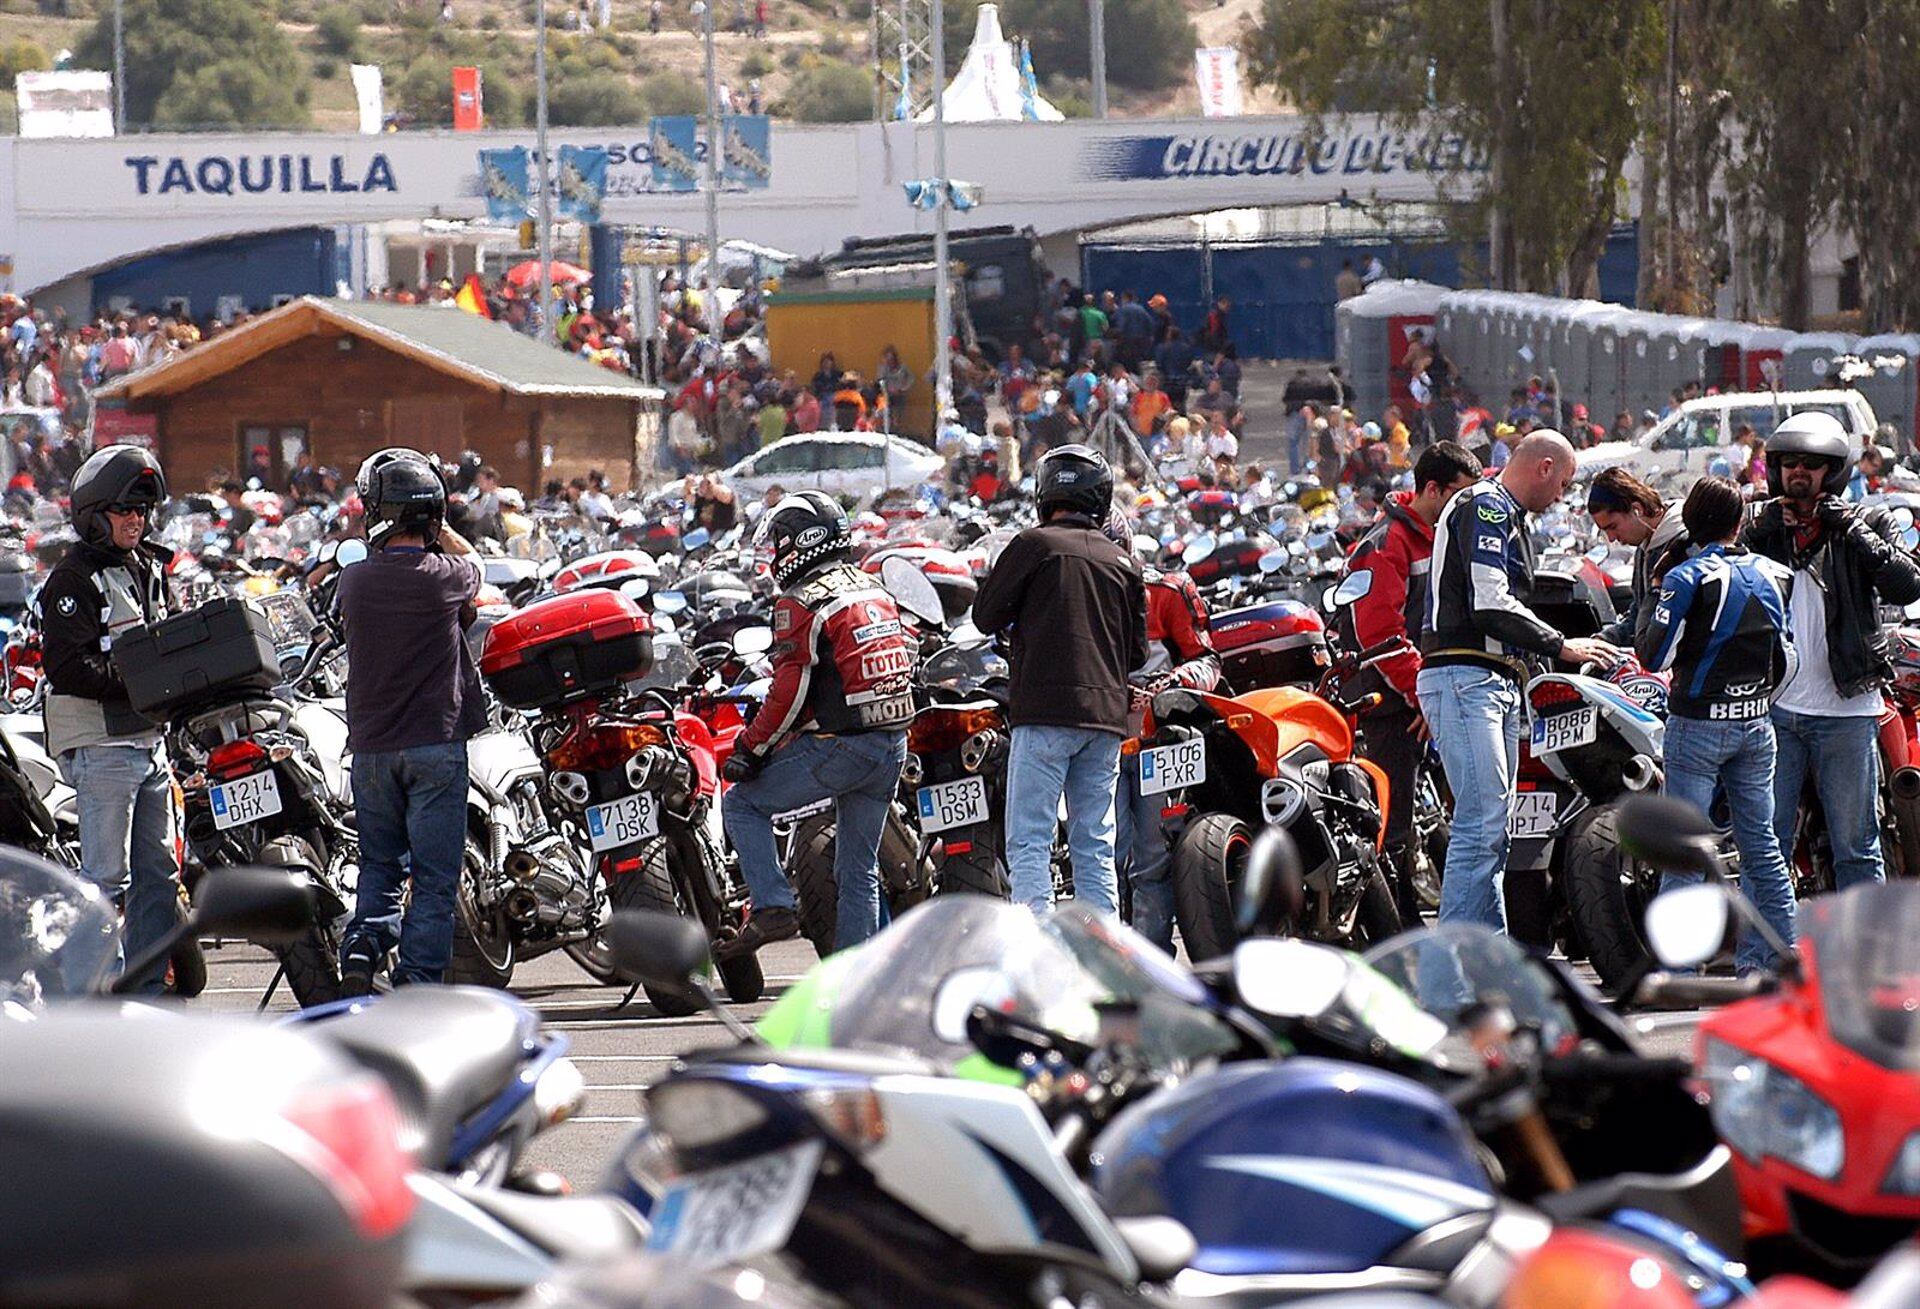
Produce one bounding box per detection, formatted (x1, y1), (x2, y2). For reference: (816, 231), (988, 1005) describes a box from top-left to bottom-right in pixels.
(361, 449), (446, 545)
(755, 491), (850, 587)
(1035, 444), (1114, 519)
(70, 444), (167, 552)
(1765, 412), (1853, 497)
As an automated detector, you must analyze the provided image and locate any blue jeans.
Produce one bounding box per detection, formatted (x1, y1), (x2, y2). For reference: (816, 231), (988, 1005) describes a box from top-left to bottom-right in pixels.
(1287, 423), (1310, 475)
(1007, 725), (1121, 915)
(1664, 715), (1796, 974)
(62, 741), (180, 995)
(723, 731), (906, 950)
(345, 741), (469, 985)
(1772, 708), (1884, 890)
(1113, 756), (1175, 950)
(1417, 664), (1522, 931)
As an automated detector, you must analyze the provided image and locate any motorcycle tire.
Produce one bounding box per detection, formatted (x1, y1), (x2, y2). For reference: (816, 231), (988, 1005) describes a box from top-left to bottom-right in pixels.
(451, 838), (516, 989)
(718, 950), (765, 1005)
(937, 847), (1010, 899)
(165, 881), (207, 998)
(1562, 806), (1654, 993)
(273, 922), (343, 1007)
(790, 811), (933, 958)
(1352, 866), (1403, 947)
(606, 836), (703, 1017)
(1171, 813), (1250, 964)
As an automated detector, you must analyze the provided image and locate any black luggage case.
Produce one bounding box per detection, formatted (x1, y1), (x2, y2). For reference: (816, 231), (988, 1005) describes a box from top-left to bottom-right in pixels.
(112, 597), (280, 719)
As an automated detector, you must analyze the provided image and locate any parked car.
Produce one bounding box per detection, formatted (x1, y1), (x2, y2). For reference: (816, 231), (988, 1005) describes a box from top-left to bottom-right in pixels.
(722, 433), (945, 501)
(1578, 389), (1879, 480)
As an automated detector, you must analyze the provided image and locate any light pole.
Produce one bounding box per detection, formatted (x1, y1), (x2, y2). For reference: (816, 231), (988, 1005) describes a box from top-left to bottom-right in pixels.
(931, 0), (951, 417)
(1088, 0), (1107, 118)
(113, 0), (125, 131)
(702, 0), (722, 358)
(534, 0), (557, 345)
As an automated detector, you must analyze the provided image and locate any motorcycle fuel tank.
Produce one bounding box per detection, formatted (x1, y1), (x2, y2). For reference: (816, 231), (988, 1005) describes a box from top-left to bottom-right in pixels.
(1091, 1059), (1495, 1277)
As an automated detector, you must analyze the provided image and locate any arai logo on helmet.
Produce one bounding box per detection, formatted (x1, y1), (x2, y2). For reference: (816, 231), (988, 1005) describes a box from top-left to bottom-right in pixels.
(795, 525), (831, 549)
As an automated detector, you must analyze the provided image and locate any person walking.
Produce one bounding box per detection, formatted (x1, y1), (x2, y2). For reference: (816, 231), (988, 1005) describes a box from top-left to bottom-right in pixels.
(1418, 431), (1621, 930)
(1335, 441), (1482, 917)
(1744, 413), (1920, 889)
(974, 445), (1146, 916)
(720, 493), (914, 956)
(1638, 476), (1797, 973)
(41, 445), (177, 993)
(336, 450), (488, 993)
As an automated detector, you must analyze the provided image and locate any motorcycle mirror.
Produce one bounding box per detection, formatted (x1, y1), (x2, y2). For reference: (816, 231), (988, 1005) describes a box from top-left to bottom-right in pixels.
(1235, 827), (1306, 941)
(931, 966), (1013, 1044)
(192, 867), (316, 942)
(732, 625), (774, 657)
(1257, 549), (1287, 574)
(1305, 531), (1334, 552)
(1331, 571), (1372, 606)
(1186, 532), (1217, 564)
(334, 539), (370, 568)
(607, 909), (713, 997)
(880, 555), (944, 627)
(654, 614), (678, 635)
(1893, 505), (1917, 532)
(317, 539), (339, 565)
(682, 527), (711, 551)
(1233, 938), (1350, 1020)
(619, 576), (650, 600)
(1616, 794), (1722, 874)
(653, 590), (689, 614)
(1642, 883), (1735, 969)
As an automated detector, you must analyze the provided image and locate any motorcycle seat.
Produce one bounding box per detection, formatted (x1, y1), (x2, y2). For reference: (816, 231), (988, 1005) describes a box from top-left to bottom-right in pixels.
(457, 1186), (648, 1262)
(1113, 1216), (1196, 1282)
(317, 986), (531, 1167)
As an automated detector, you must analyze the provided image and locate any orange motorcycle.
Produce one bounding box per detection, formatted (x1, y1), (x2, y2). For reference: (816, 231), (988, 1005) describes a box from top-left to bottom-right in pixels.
(1140, 684), (1401, 959)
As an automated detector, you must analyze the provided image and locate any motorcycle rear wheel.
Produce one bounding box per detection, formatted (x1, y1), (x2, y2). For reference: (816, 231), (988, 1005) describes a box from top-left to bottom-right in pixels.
(1562, 806), (1655, 992)
(1171, 813), (1249, 964)
(451, 838), (516, 989)
(606, 837), (705, 1016)
(790, 810), (932, 958)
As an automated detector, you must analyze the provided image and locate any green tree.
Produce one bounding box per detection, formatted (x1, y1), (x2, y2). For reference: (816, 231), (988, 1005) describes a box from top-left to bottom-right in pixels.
(315, 3), (363, 59)
(638, 69), (703, 115)
(393, 54), (525, 125)
(0, 39), (51, 86)
(74, 0), (311, 127)
(948, 0), (1194, 94)
(153, 56), (309, 128)
(784, 59), (868, 122)
(547, 69), (643, 125)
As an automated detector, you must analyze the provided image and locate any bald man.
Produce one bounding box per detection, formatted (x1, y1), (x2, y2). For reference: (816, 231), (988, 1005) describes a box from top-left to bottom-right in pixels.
(1419, 429), (1621, 932)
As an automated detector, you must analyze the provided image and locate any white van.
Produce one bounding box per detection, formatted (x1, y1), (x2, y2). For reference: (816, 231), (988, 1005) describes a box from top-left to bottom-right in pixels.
(1577, 389), (1880, 479)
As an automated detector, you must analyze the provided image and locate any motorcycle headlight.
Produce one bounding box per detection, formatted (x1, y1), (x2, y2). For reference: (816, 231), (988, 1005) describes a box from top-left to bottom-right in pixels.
(1704, 1038), (1844, 1180)
(1885, 1132), (1920, 1195)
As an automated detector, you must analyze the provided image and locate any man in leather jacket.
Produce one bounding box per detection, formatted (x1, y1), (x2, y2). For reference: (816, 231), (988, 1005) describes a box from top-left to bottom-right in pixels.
(720, 491), (914, 958)
(41, 445), (177, 992)
(1743, 412), (1920, 888)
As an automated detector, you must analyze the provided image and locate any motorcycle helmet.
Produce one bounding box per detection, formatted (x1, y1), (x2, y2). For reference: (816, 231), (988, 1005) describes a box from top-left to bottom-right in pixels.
(360, 449), (447, 546)
(1764, 411), (1853, 497)
(1034, 444), (1114, 520)
(755, 491), (851, 588)
(69, 444), (167, 552)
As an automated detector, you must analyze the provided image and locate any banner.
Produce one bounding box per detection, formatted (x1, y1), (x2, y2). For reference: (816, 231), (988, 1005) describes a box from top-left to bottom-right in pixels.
(1193, 47), (1243, 118)
(15, 70), (113, 138)
(476, 146), (532, 222)
(903, 179), (981, 211)
(719, 115), (771, 190)
(452, 66), (484, 131)
(648, 116), (700, 192)
(349, 64), (384, 134)
(555, 143), (608, 221)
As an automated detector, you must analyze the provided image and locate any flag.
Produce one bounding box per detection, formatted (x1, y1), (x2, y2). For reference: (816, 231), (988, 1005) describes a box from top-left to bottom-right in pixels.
(556, 143), (608, 221)
(349, 63), (384, 133)
(892, 43), (913, 121)
(903, 179), (982, 211)
(649, 116), (700, 192)
(452, 65), (484, 130)
(1193, 47), (1243, 118)
(477, 146), (532, 222)
(1018, 40), (1041, 122)
(720, 114), (771, 190)
(455, 274), (490, 318)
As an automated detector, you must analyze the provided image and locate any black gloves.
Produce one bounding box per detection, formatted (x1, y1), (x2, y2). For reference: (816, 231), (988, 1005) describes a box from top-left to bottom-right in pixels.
(722, 750), (764, 784)
(1817, 495), (1855, 534)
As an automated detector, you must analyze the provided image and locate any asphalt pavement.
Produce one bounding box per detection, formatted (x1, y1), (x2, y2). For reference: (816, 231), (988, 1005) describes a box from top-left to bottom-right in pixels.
(196, 928), (1699, 1188)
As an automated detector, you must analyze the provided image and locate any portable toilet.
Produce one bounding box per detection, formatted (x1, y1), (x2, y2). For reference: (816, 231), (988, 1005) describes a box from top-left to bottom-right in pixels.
(1553, 300), (1606, 412)
(1737, 325), (1793, 391)
(1618, 312), (1664, 417)
(1458, 290), (1494, 399)
(1585, 306), (1633, 425)
(1517, 297), (1555, 388)
(1691, 320), (1747, 393)
(1661, 318), (1715, 395)
(1334, 280), (1446, 424)
(1782, 331), (1856, 391)
(1854, 332), (1920, 452)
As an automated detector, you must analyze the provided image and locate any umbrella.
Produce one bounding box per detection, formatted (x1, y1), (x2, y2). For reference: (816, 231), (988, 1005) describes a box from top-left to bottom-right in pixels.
(505, 259), (590, 288)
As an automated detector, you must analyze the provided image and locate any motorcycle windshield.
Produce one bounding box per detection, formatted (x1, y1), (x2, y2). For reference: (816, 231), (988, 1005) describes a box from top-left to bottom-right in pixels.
(0, 855), (119, 1007)
(1361, 924), (1580, 1072)
(819, 897), (1234, 1073)
(922, 640), (1008, 696)
(1808, 883), (1920, 1072)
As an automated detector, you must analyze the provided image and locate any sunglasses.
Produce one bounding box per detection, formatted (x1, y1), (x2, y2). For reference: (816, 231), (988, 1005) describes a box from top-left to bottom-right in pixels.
(105, 503), (152, 515)
(1774, 454), (1832, 471)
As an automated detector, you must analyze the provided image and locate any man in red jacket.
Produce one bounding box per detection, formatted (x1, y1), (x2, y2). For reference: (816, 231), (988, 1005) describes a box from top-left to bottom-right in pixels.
(1335, 441), (1481, 913)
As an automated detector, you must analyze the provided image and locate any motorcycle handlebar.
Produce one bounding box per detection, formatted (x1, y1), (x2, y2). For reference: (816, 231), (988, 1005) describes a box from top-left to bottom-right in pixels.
(1545, 1052), (1693, 1084)
(1635, 972), (1771, 1008)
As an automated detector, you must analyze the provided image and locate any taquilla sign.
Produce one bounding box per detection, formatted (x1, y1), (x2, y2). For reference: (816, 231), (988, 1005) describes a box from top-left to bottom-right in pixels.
(122, 152), (400, 196)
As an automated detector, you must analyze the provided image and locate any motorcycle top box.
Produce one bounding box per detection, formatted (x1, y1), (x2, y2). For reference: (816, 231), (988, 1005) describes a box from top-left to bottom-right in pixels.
(112, 597), (281, 719)
(480, 589), (655, 711)
(1211, 600), (1331, 691)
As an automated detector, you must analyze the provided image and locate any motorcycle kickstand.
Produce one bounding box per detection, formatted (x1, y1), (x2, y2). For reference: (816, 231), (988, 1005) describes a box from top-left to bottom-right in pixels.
(615, 979), (642, 1009)
(257, 964), (287, 1012)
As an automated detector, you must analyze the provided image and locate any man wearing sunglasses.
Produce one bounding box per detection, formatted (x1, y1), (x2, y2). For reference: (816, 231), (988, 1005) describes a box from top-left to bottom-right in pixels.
(1745, 412), (1920, 888)
(40, 445), (177, 993)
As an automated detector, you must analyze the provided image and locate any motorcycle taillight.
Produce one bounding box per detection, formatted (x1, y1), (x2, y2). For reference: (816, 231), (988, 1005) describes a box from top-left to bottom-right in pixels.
(270, 1074), (416, 1241)
(1530, 680), (1585, 712)
(208, 738), (268, 779)
(909, 707), (1000, 756)
(549, 720), (668, 773)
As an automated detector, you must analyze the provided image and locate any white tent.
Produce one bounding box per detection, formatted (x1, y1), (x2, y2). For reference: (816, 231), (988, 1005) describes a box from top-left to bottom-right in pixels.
(916, 3), (1063, 123)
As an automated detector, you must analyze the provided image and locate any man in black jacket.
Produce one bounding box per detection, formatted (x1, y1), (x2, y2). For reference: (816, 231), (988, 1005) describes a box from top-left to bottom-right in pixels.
(41, 445), (177, 993)
(974, 445), (1147, 915)
(1744, 412), (1920, 888)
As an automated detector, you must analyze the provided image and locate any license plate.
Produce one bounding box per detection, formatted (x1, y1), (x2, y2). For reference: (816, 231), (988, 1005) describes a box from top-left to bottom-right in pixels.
(916, 777), (988, 833)
(586, 791), (660, 852)
(1509, 789), (1559, 839)
(645, 1140), (822, 1269)
(1140, 739), (1206, 796)
(210, 769), (282, 831)
(1531, 706), (1597, 755)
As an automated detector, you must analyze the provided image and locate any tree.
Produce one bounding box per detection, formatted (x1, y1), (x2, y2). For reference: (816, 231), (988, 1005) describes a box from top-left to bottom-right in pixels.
(1826, 1), (1920, 329)
(315, 3), (363, 60)
(74, 0), (310, 128)
(0, 39), (51, 86)
(638, 70), (703, 116)
(153, 57), (308, 128)
(946, 0), (1194, 93)
(785, 60), (869, 122)
(547, 70), (643, 126)
(393, 54), (524, 126)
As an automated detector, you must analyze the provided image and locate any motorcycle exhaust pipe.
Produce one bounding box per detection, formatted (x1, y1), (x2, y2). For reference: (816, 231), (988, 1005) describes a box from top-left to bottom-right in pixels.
(1887, 768), (1920, 879)
(1890, 766), (1920, 801)
(1622, 755), (1660, 793)
(504, 848), (542, 885)
(504, 888), (540, 922)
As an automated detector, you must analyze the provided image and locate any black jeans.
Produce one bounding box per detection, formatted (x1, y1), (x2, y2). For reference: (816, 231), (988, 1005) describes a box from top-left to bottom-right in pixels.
(1361, 705), (1423, 864)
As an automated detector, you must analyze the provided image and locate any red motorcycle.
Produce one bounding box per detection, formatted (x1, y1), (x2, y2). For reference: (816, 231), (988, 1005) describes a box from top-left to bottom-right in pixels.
(480, 588), (764, 1015)
(1630, 795), (1920, 1280)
